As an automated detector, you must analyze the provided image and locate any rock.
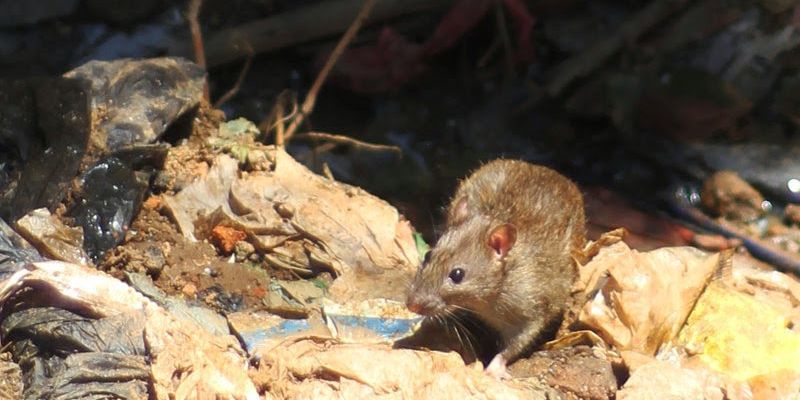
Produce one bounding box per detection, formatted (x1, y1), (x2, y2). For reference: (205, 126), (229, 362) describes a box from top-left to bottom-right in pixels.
(701, 170), (765, 222)
(234, 240), (255, 262)
(690, 142), (800, 203)
(143, 245), (167, 275)
(510, 346), (617, 400)
(64, 57), (206, 153)
(182, 283), (197, 298)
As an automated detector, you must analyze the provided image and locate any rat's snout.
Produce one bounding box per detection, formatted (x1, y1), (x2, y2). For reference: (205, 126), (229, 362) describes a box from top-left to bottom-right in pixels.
(406, 292), (440, 315)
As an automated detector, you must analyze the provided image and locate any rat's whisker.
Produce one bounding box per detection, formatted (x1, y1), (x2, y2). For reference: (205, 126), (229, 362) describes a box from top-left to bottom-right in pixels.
(448, 312), (478, 358)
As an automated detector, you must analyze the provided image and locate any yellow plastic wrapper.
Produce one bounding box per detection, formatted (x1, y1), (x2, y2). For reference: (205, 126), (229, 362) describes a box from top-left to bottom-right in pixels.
(678, 282), (800, 382)
(678, 282), (800, 381)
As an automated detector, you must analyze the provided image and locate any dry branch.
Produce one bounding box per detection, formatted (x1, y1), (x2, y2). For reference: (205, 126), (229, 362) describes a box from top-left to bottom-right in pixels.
(187, 0), (209, 101)
(197, 0), (452, 67)
(296, 132), (402, 156)
(283, 0), (377, 142)
(545, 0), (691, 98)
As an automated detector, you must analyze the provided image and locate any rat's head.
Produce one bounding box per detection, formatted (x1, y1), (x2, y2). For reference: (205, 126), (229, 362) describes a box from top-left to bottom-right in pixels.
(406, 213), (517, 317)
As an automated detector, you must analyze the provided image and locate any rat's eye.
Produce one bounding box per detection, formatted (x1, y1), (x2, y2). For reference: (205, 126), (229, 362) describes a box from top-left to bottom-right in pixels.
(448, 268), (465, 284)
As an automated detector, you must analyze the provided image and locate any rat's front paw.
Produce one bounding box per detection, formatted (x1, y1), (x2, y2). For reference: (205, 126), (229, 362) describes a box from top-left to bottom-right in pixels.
(484, 354), (511, 380)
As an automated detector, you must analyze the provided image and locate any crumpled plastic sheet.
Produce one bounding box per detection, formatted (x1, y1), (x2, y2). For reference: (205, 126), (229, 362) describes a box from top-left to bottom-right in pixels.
(63, 57), (205, 152)
(0, 218), (41, 280)
(67, 145), (168, 261)
(578, 241), (720, 354)
(0, 261), (258, 400)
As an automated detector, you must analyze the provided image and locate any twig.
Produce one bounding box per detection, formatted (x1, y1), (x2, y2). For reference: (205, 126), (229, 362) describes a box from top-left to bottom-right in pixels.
(213, 43), (254, 108)
(274, 96), (285, 147)
(283, 0), (377, 142)
(309, 142), (337, 170)
(187, 0), (209, 101)
(264, 254), (313, 275)
(545, 0), (690, 98)
(295, 132), (402, 156)
(321, 162), (335, 181)
(260, 90), (298, 145)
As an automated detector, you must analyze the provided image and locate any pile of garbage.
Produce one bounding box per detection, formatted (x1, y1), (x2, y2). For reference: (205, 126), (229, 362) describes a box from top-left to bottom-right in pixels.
(0, 55), (797, 399)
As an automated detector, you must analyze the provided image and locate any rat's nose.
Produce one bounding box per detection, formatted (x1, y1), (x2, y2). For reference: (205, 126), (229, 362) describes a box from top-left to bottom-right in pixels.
(406, 293), (433, 315)
(407, 298), (423, 314)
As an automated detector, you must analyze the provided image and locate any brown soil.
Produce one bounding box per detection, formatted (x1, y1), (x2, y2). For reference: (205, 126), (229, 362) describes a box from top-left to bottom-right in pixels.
(98, 102), (273, 313)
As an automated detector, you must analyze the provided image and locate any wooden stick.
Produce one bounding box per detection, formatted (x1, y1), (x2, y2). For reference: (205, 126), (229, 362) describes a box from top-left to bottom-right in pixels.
(296, 132), (402, 156)
(260, 90), (297, 145)
(187, 0), (209, 101)
(213, 44), (254, 108)
(274, 96), (285, 147)
(196, 0), (452, 67)
(282, 0), (377, 142)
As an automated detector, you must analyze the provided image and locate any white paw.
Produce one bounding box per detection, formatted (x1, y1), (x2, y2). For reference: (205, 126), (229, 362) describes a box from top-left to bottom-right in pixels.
(484, 354), (511, 380)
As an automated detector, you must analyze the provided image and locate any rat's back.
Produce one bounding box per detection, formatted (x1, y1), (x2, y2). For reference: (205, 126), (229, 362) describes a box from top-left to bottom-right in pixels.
(447, 160), (585, 255)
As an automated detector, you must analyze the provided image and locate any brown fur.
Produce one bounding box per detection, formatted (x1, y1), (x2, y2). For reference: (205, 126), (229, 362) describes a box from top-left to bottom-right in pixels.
(407, 159), (586, 364)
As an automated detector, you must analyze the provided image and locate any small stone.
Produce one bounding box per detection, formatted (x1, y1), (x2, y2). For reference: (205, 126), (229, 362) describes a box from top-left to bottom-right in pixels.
(234, 240), (256, 262)
(246, 149), (270, 171)
(143, 245), (166, 275)
(203, 265), (219, 278)
(152, 171), (175, 192)
(182, 283), (197, 298)
(275, 203), (294, 218)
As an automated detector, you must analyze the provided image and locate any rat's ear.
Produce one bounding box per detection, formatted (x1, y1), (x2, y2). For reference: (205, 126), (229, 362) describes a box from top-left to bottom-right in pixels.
(488, 224), (517, 258)
(449, 197), (469, 225)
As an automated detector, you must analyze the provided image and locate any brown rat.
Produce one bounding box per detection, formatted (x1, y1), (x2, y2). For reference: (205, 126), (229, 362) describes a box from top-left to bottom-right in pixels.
(406, 159), (585, 378)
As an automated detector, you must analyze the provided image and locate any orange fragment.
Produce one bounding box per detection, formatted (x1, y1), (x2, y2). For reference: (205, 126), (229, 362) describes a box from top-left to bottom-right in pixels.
(251, 286), (267, 299)
(211, 225), (247, 254)
(142, 195), (162, 210)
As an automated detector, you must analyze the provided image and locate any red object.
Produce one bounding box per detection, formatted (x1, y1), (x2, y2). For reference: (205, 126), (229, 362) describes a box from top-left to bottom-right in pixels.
(328, 0), (536, 93)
